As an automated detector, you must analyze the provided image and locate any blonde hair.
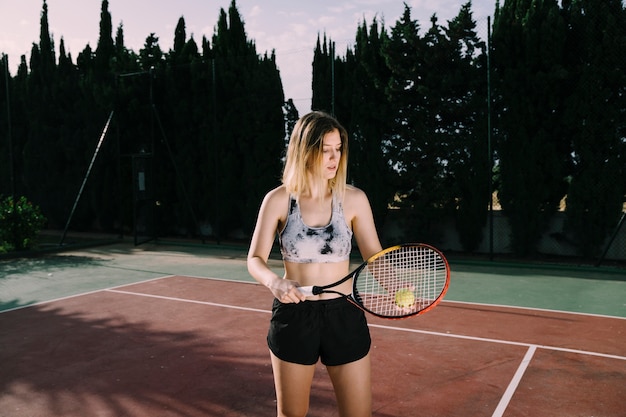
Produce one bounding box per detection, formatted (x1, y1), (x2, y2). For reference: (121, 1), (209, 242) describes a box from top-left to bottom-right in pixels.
(282, 111), (348, 201)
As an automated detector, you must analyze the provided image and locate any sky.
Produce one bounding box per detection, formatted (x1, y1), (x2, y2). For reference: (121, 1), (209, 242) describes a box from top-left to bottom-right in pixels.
(0, 0), (494, 115)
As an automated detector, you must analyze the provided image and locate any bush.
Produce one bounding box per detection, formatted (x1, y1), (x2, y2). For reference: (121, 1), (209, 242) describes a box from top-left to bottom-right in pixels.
(0, 196), (47, 253)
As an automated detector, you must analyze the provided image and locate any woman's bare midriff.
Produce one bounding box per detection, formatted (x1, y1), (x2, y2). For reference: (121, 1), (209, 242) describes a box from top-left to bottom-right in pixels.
(284, 259), (353, 300)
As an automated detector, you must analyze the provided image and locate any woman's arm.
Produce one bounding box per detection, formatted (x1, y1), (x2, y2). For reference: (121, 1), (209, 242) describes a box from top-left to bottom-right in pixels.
(347, 186), (383, 260)
(247, 186), (305, 302)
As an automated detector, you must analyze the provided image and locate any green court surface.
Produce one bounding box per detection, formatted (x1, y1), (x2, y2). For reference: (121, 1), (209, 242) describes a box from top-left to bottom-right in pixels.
(1, 239), (625, 317)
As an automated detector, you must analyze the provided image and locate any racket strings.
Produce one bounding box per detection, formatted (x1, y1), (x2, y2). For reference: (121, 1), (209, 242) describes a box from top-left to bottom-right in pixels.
(355, 246), (448, 317)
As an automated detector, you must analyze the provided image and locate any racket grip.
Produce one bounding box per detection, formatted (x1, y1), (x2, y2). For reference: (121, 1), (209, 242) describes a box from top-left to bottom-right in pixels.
(298, 286), (315, 297)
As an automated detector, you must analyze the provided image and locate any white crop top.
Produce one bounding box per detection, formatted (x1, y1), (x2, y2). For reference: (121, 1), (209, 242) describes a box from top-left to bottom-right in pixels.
(279, 195), (352, 263)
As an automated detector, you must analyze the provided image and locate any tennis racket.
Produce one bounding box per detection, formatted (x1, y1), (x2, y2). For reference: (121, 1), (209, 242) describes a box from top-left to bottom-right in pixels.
(298, 243), (450, 319)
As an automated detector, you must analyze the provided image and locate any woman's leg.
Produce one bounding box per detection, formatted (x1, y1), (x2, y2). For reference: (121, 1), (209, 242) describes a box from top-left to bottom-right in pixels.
(270, 351), (317, 417)
(326, 353), (372, 417)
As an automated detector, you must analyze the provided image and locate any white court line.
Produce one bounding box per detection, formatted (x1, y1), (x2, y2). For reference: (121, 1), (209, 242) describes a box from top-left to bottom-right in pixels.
(0, 275), (177, 314)
(491, 345), (537, 417)
(5, 278), (624, 362)
(7, 282), (624, 417)
(107, 288), (626, 362)
(107, 289), (271, 315)
(370, 323), (626, 361)
(446, 299), (626, 321)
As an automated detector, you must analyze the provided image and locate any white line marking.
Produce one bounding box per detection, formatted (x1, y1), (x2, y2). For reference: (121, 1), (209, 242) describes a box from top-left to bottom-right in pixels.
(369, 323), (626, 361)
(491, 345), (537, 417)
(3, 276), (622, 360)
(0, 275), (177, 314)
(106, 289), (271, 315)
(105, 288), (626, 362)
(445, 299), (626, 320)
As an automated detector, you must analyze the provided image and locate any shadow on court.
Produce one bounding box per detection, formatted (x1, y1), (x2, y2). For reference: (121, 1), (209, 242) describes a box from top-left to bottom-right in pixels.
(0, 292), (279, 417)
(0, 255), (102, 311)
(0, 254), (103, 275)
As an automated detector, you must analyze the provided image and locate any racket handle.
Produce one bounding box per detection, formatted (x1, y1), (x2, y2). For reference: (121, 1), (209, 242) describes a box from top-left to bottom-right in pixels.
(298, 286), (316, 297)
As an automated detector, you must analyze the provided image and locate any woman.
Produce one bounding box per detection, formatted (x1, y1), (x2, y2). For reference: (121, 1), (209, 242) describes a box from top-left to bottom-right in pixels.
(247, 111), (383, 417)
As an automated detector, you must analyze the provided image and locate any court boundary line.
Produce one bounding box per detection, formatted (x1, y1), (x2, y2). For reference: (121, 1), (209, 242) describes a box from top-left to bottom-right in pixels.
(187, 278), (626, 321)
(0, 276), (259, 315)
(0, 275), (177, 314)
(3, 273), (623, 320)
(490, 345), (537, 417)
(105, 286), (626, 362)
(446, 299), (626, 320)
(107, 288), (271, 314)
(107, 286), (623, 417)
(4, 274), (623, 362)
(370, 323), (625, 361)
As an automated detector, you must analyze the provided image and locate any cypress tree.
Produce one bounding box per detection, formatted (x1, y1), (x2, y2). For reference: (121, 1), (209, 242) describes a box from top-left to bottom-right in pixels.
(492, 0), (570, 256)
(211, 0), (285, 236)
(563, 0), (626, 257)
(113, 23), (139, 72)
(311, 35), (334, 113)
(443, 3), (490, 252)
(173, 17), (187, 58)
(348, 19), (394, 232)
(38, 0), (55, 79)
(159, 18), (206, 236)
(95, 0), (114, 76)
(383, 4), (449, 242)
(23, 0), (58, 219)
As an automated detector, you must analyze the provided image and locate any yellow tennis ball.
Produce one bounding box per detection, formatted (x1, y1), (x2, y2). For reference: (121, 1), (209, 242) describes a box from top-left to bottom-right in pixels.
(395, 288), (415, 308)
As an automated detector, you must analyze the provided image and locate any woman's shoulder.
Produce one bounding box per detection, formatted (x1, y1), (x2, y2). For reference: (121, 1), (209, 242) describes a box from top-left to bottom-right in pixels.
(255, 185), (290, 225)
(341, 185), (371, 217)
(344, 184), (368, 203)
(262, 185), (290, 209)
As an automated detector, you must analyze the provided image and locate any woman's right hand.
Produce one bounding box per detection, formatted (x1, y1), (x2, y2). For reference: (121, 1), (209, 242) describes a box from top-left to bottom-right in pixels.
(267, 277), (307, 303)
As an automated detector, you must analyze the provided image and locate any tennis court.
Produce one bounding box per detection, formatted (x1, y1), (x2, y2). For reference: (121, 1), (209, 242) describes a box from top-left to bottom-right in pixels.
(1, 240), (625, 416)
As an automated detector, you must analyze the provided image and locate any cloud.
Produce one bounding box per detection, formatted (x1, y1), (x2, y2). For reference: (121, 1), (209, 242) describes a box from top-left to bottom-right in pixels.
(328, 3), (357, 14)
(249, 5), (262, 17)
(314, 14), (338, 27)
(287, 23), (309, 38)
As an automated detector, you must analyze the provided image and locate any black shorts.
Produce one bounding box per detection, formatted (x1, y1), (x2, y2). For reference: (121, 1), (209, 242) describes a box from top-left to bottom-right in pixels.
(267, 297), (371, 366)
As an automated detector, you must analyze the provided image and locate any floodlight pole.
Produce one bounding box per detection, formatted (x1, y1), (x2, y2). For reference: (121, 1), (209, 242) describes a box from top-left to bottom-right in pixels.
(211, 58), (221, 244)
(331, 41), (335, 116)
(60, 111), (115, 245)
(487, 16), (494, 261)
(3, 54), (18, 248)
(3, 54), (15, 202)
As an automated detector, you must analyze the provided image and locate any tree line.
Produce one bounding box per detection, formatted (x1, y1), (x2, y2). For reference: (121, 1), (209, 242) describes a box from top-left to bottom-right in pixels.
(0, 0), (624, 258)
(313, 0), (625, 258)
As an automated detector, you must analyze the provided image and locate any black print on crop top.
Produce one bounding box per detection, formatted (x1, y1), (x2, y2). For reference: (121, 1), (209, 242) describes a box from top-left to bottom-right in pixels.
(279, 195), (352, 263)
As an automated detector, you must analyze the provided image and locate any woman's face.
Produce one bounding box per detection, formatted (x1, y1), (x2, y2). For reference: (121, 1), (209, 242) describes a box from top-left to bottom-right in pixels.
(320, 129), (342, 180)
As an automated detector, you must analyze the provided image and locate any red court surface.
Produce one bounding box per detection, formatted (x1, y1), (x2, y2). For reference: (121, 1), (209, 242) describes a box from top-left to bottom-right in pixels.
(1, 275), (624, 417)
